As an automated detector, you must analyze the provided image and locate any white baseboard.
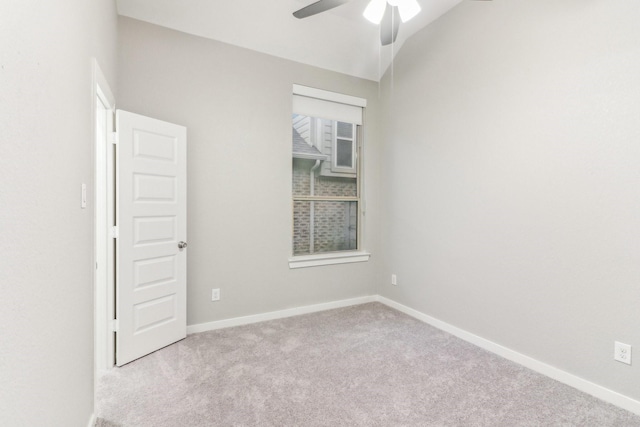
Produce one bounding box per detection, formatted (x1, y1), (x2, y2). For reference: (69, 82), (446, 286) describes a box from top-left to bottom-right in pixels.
(375, 296), (640, 416)
(87, 413), (96, 427)
(186, 295), (376, 334)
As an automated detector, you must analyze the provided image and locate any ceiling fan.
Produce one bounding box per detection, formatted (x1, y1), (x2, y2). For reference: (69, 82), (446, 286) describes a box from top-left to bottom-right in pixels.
(293, 0), (491, 46)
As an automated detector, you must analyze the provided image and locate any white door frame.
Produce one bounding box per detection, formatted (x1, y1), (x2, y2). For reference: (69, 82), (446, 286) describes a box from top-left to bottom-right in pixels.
(93, 58), (116, 377)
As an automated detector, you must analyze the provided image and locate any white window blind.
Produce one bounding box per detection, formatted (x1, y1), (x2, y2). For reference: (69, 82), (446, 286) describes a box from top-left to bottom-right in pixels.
(292, 84), (366, 125)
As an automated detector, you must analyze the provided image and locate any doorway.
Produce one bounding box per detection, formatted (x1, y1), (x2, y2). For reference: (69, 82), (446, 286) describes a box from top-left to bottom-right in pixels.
(93, 60), (188, 373)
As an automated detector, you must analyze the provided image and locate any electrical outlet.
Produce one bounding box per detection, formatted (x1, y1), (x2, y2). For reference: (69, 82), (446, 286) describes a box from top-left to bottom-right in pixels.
(391, 274), (397, 286)
(614, 341), (631, 365)
(211, 288), (220, 302)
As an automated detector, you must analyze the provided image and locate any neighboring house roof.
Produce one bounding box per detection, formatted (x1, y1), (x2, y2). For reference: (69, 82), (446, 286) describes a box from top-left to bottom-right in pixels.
(292, 128), (328, 161)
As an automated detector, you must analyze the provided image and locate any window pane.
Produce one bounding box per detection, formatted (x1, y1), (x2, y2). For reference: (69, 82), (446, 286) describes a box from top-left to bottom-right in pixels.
(336, 139), (353, 168)
(292, 112), (360, 257)
(337, 122), (353, 138)
(293, 201), (357, 256)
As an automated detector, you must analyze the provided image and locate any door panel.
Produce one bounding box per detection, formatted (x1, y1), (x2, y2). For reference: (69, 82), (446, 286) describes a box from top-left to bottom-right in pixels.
(116, 110), (187, 366)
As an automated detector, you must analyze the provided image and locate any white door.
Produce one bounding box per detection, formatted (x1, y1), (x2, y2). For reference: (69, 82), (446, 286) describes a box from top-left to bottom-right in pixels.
(115, 110), (187, 366)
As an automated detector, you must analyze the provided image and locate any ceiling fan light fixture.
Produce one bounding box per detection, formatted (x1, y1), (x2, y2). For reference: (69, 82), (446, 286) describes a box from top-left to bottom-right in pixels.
(397, 0), (421, 22)
(363, 0), (387, 24)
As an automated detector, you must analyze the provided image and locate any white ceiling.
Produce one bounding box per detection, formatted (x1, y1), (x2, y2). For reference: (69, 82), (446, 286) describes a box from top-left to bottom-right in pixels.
(116, 0), (463, 81)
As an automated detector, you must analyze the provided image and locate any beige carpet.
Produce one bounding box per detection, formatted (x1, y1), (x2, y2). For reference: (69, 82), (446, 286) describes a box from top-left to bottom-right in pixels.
(96, 303), (640, 426)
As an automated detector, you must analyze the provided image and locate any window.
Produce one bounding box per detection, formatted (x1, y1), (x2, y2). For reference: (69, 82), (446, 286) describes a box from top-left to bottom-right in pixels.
(332, 122), (356, 173)
(290, 85), (370, 268)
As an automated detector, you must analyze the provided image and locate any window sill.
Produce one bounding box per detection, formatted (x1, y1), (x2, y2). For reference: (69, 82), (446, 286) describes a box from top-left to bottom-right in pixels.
(288, 251), (371, 269)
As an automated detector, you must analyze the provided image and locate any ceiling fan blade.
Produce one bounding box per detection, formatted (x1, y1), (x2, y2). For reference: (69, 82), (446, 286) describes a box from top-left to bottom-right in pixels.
(380, 4), (400, 46)
(293, 0), (350, 19)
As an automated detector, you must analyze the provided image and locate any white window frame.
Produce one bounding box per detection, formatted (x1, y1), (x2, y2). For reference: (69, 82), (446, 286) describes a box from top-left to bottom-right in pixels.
(289, 85), (370, 269)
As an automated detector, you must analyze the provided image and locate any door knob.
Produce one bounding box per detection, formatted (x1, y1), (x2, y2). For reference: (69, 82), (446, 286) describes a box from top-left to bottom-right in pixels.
(178, 241), (188, 249)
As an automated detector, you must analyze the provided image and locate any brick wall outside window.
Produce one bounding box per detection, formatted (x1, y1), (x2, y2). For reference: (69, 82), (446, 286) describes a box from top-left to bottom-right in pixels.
(293, 159), (356, 255)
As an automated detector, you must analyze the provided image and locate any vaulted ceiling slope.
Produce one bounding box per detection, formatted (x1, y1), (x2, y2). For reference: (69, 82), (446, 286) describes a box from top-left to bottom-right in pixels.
(116, 0), (462, 81)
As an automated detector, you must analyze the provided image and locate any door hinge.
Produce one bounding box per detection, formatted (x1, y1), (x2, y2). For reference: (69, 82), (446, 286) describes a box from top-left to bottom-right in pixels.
(111, 319), (119, 332)
(110, 132), (118, 145)
(110, 226), (119, 239)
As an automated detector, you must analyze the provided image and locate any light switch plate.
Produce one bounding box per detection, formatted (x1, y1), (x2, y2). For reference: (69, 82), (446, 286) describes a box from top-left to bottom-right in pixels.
(81, 183), (87, 209)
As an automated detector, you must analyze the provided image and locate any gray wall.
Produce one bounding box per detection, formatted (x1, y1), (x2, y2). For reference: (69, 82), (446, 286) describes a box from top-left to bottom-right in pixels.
(379, 0), (640, 401)
(0, 0), (118, 425)
(118, 18), (382, 326)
